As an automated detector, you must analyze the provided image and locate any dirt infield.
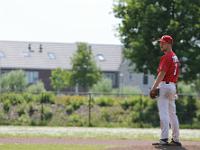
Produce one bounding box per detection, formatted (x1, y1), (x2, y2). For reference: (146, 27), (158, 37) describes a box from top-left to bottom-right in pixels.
(0, 137), (199, 150)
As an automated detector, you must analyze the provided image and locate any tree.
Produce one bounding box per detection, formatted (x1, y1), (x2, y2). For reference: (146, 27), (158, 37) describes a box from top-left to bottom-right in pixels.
(113, 0), (200, 81)
(50, 68), (71, 93)
(71, 42), (102, 91)
(0, 70), (27, 92)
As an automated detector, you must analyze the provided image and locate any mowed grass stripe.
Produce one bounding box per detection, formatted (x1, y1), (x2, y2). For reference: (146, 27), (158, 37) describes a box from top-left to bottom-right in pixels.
(0, 126), (199, 141)
(0, 144), (108, 150)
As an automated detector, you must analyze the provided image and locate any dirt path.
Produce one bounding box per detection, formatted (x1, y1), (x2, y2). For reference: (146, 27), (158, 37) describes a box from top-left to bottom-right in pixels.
(0, 137), (199, 150)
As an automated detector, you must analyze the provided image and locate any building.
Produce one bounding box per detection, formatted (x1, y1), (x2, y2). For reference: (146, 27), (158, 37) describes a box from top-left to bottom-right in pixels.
(0, 41), (154, 95)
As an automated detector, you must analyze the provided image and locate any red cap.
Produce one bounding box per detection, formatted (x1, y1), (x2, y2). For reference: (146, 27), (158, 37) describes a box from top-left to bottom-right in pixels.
(159, 35), (173, 44)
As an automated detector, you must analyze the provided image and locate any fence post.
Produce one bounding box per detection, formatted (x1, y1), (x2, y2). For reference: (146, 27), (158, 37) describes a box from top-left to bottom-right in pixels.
(139, 94), (143, 127)
(41, 103), (44, 122)
(40, 93), (44, 122)
(88, 92), (92, 127)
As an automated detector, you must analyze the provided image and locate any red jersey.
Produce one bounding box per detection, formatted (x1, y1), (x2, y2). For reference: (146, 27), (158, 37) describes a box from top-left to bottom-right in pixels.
(157, 50), (179, 83)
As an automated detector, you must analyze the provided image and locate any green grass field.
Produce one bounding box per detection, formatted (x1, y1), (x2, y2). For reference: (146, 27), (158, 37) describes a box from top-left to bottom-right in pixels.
(0, 144), (108, 150)
(0, 126), (199, 141)
(0, 126), (199, 150)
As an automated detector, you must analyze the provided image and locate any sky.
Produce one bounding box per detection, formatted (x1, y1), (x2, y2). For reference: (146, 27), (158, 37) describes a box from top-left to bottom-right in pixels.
(0, 0), (122, 45)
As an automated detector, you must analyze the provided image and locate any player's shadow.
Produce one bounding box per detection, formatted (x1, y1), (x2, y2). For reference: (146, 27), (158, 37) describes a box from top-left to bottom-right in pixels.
(154, 145), (187, 150)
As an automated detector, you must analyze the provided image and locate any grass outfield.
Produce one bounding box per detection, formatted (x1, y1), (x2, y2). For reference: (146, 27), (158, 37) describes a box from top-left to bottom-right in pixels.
(0, 144), (108, 150)
(0, 127), (200, 150)
(0, 126), (199, 141)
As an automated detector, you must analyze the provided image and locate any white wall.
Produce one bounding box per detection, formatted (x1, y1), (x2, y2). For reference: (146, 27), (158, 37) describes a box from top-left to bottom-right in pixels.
(119, 59), (155, 95)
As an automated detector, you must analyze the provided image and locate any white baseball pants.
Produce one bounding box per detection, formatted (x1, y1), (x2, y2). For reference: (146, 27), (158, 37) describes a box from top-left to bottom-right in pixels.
(157, 82), (180, 142)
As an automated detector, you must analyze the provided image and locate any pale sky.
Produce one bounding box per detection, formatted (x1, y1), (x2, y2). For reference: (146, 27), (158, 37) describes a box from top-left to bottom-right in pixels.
(0, 0), (121, 44)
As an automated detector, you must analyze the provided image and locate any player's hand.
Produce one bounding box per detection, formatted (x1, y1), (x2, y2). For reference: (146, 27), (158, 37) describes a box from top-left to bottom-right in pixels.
(149, 88), (159, 99)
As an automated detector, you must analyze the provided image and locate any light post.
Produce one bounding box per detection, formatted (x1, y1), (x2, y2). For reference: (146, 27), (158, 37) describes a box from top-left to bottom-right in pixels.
(119, 73), (124, 95)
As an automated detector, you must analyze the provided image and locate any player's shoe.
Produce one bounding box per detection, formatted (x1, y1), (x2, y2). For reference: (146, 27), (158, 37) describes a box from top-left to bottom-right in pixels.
(169, 139), (182, 146)
(152, 138), (169, 146)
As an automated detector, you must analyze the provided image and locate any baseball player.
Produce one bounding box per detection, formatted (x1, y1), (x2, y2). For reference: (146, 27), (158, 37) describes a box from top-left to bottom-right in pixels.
(150, 35), (182, 146)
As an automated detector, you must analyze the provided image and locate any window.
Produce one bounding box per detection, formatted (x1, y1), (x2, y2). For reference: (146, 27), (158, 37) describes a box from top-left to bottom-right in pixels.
(129, 74), (133, 80)
(96, 53), (105, 61)
(104, 72), (117, 87)
(22, 52), (31, 57)
(143, 74), (148, 85)
(26, 71), (39, 84)
(48, 52), (56, 59)
(0, 51), (5, 58)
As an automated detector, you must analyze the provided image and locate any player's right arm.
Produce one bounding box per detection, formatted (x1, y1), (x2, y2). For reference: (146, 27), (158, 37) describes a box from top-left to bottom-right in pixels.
(151, 71), (166, 90)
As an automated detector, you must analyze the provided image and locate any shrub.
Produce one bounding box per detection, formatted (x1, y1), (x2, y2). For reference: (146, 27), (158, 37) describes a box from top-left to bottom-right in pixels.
(0, 107), (7, 124)
(55, 95), (87, 106)
(55, 95), (86, 112)
(70, 101), (82, 110)
(178, 81), (196, 94)
(176, 95), (198, 124)
(129, 111), (140, 123)
(101, 108), (111, 122)
(40, 105), (53, 125)
(22, 93), (38, 103)
(43, 105), (53, 121)
(17, 113), (31, 125)
(66, 105), (74, 114)
(48, 110), (68, 126)
(3, 99), (11, 113)
(39, 92), (55, 104)
(28, 104), (35, 116)
(0, 92), (198, 128)
(16, 103), (28, 116)
(120, 96), (139, 110)
(68, 114), (85, 126)
(95, 97), (114, 107)
(0, 93), (25, 105)
(91, 78), (112, 93)
(26, 81), (46, 94)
